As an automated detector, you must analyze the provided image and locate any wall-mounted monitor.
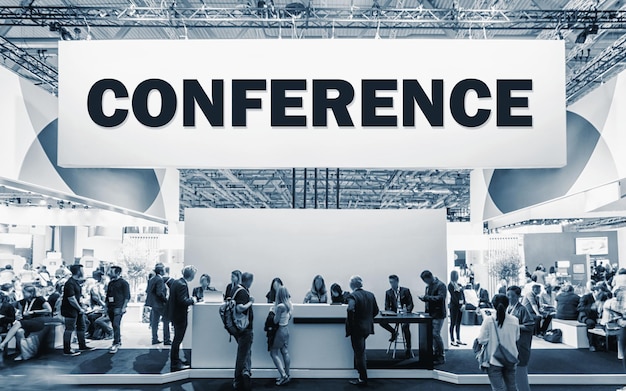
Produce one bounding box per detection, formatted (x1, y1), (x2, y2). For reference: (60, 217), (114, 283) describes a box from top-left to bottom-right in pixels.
(575, 237), (608, 255)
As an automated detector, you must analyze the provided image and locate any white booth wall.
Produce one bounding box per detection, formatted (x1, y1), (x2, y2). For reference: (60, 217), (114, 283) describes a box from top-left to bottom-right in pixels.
(183, 208), (449, 349)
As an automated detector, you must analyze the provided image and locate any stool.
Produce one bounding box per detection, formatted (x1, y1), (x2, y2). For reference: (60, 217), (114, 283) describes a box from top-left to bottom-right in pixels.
(386, 323), (414, 359)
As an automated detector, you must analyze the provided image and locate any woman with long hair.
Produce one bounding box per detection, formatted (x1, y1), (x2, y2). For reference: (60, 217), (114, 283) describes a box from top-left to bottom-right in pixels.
(477, 294), (520, 391)
(223, 270), (242, 300)
(271, 286), (293, 386)
(448, 270), (466, 346)
(266, 277), (283, 303)
(303, 275), (327, 303)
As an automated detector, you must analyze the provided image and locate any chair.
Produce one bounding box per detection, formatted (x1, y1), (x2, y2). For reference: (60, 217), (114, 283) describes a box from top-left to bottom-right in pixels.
(386, 323), (414, 359)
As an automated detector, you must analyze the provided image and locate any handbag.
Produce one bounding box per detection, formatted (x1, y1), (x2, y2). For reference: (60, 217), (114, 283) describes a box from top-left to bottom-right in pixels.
(472, 338), (490, 369)
(491, 317), (519, 368)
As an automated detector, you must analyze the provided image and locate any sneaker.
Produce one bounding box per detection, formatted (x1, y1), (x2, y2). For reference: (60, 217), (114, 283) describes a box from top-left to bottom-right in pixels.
(109, 344), (119, 354)
(152, 340), (162, 345)
(79, 345), (96, 352)
(457, 340), (467, 346)
(63, 350), (81, 357)
(163, 340), (172, 346)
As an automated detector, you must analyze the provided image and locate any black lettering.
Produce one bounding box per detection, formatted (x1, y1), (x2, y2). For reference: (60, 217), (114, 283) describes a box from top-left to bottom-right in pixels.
(312, 80), (355, 127)
(87, 79), (129, 127)
(450, 79), (491, 127)
(132, 79), (177, 127)
(271, 80), (306, 127)
(402, 79), (444, 127)
(362, 80), (397, 127)
(232, 80), (266, 127)
(497, 79), (532, 127)
(183, 79), (224, 127)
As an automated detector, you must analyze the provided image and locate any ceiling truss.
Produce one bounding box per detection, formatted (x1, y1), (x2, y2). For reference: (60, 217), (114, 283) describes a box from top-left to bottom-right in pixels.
(179, 169), (470, 222)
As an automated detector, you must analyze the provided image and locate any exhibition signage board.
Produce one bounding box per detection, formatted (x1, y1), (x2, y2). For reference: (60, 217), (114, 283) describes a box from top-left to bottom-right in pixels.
(58, 39), (565, 169)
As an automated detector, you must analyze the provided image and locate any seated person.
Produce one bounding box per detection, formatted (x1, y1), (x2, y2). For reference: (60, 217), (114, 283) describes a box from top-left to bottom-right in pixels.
(522, 284), (553, 335)
(0, 285), (53, 361)
(475, 283), (492, 308)
(303, 275), (327, 304)
(0, 283), (16, 334)
(555, 284), (579, 320)
(86, 271), (112, 340)
(330, 283), (349, 305)
(378, 275), (414, 358)
(192, 274), (217, 301)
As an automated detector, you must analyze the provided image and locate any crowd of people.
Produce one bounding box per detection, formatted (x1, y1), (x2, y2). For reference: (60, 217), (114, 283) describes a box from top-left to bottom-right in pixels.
(3, 258), (626, 391)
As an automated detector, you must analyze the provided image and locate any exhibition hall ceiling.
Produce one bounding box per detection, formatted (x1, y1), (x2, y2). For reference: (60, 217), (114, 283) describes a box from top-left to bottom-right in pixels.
(2, 0), (626, 226)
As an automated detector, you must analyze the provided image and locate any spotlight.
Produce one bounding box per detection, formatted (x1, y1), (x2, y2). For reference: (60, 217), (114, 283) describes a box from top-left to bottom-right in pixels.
(47, 204), (51, 210)
(575, 30), (587, 44)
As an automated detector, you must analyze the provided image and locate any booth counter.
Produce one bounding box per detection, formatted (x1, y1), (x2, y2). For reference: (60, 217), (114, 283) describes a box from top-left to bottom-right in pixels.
(191, 303), (433, 371)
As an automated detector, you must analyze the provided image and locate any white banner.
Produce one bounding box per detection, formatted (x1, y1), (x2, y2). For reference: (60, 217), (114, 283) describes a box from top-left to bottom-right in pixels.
(58, 39), (565, 169)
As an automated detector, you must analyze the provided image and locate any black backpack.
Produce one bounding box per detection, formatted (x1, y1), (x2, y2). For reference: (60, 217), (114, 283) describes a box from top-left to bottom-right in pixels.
(543, 328), (562, 343)
(219, 287), (247, 340)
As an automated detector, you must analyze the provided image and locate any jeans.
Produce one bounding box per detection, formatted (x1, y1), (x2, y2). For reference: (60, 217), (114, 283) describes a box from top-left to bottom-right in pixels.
(234, 329), (253, 384)
(107, 308), (124, 345)
(150, 306), (170, 343)
(171, 318), (187, 367)
(515, 365), (530, 391)
(63, 313), (87, 352)
(487, 365), (518, 391)
(432, 318), (445, 358)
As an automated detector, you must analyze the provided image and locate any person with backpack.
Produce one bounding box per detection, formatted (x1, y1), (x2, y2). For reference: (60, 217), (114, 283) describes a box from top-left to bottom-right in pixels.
(166, 265), (198, 371)
(233, 272), (255, 391)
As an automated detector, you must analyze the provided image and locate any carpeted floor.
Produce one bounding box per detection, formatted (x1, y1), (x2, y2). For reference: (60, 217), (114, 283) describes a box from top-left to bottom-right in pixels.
(438, 348), (625, 374)
(1, 347), (625, 391)
(1, 347), (624, 376)
(3, 378), (623, 391)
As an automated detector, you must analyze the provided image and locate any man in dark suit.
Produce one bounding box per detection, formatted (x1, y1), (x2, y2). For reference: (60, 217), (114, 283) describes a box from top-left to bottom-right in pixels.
(345, 275), (379, 387)
(379, 274), (414, 357)
(146, 264), (171, 345)
(418, 269), (447, 365)
(166, 265), (197, 371)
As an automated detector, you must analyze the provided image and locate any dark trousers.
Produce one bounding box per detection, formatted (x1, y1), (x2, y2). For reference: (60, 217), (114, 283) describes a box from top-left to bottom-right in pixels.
(170, 318), (187, 367)
(533, 314), (553, 335)
(449, 306), (462, 341)
(63, 313), (87, 352)
(350, 334), (368, 382)
(583, 318), (597, 346)
(150, 306), (171, 343)
(379, 321), (411, 350)
(617, 327), (626, 372)
(107, 308), (124, 345)
(234, 329), (253, 384)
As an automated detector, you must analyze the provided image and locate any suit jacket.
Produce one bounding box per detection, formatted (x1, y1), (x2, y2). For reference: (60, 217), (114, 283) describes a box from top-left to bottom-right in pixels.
(165, 278), (194, 323)
(146, 274), (167, 310)
(346, 288), (379, 337)
(384, 287), (414, 313)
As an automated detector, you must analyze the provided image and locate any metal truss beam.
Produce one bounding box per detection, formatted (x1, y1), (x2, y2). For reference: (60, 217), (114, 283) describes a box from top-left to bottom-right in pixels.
(566, 32), (626, 102)
(0, 35), (57, 94)
(1, 6), (626, 30)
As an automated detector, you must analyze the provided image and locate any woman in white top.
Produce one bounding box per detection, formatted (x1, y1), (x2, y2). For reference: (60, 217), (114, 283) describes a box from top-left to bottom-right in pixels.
(477, 294), (520, 391)
(271, 286), (293, 386)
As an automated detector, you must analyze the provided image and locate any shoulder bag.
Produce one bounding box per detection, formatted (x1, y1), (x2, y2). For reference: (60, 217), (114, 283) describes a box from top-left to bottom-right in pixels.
(491, 317), (519, 368)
